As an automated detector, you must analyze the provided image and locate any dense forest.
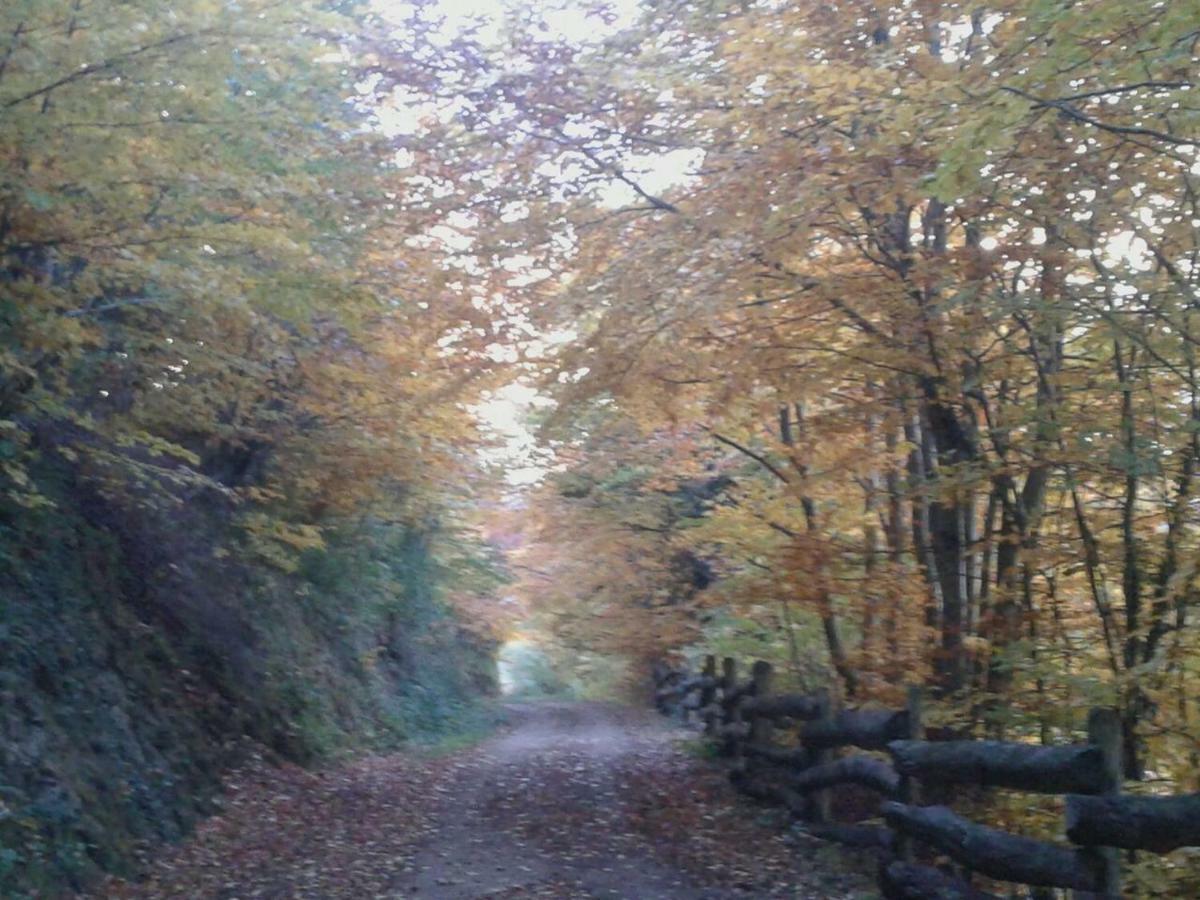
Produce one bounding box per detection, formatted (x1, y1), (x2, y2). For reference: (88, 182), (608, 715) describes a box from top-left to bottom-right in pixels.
(2, 0), (1198, 895)
(0, 2), (510, 891)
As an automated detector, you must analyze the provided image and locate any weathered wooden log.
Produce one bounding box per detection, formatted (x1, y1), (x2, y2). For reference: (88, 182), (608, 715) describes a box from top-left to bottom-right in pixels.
(652, 663), (681, 711)
(651, 660), (679, 684)
(729, 770), (799, 809)
(653, 665), (667, 681)
(697, 702), (723, 720)
(719, 658), (739, 757)
(880, 802), (1104, 891)
(1079, 706), (1124, 898)
(801, 708), (910, 750)
(662, 676), (691, 724)
(808, 688), (833, 823)
(777, 786), (807, 818)
(654, 683), (683, 701)
(895, 686), (923, 863)
(655, 674), (717, 700)
(730, 769), (772, 798)
(721, 679), (756, 707)
(741, 692), (823, 720)
(719, 721), (750, 739)
(730, 689), (749, 771)
(748, 661), (774, 759)
(701, 655), (718, 737)
(720, 656), (736, 690)
(804, 823), (895, 851)
(790, 755), (900, 797)
(880, 861), (1000, 900)
(886, 739), (1110, 795)
(1065, 791), (1200, 853)
(744, 742), (806, 767)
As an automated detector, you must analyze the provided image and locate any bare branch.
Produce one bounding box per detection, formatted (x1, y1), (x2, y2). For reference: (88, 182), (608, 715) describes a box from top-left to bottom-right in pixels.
(1002, 85), (1197, 147)
(703, 427), (791, 484)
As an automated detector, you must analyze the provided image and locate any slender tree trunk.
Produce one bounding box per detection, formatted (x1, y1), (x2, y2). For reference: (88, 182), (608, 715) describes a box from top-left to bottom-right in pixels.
(1066, 474), (1121, 674)
(1115, 340), (1145, 778)
(785, 401), (859, 699)
(904, 405), (943, 627)
(821, 605), (859, 699)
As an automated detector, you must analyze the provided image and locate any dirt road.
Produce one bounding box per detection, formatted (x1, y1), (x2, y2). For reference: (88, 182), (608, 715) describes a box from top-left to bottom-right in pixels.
(390, 702), (871, 899)
(103, 701), (873, 899)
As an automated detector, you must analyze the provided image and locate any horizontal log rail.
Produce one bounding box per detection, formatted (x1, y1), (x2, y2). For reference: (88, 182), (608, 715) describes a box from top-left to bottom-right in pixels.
(881, 802), (1104, 891)
(718, 722), (750, 741)
(1066, 790), (1200, 852)
(800, 709), (910, 750)
(696, 702), (722, 720)
(740, 692), (822, 720)
(881, 861), (1000, 900)
(729, 770), (805, 813)
(790, 756), (900, 797)
(654, 675), (716, 700)
(651, 655), (1199, 899)
(743, 741), (805, 766)
(719, 680), (755, 707)
(887, 739), (1110, 795)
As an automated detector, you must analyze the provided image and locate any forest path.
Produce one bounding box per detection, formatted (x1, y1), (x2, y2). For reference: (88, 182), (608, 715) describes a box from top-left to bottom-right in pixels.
(390, 701), (704, 898)
(389, 701), (871, 899)
(101, 701), (873, 899)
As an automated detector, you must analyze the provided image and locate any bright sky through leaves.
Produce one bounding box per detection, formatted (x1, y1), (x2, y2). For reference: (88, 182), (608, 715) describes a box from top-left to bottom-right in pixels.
(4, 0), (1200, 893)
(375, 0), (698, 486)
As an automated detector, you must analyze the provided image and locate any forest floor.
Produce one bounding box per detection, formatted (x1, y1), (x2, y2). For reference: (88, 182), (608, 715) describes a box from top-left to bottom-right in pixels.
(100, 701), (876, 899)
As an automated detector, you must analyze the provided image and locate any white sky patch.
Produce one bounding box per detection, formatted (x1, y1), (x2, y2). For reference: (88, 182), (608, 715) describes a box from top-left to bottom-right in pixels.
(373, 0), (697, 488)
(376, 0), (644, 47)
(936, 13), (1003, 63)
(598, 146), (705, 209)
(474, 382), (555, 486)
(1103, 230), (1153, 272)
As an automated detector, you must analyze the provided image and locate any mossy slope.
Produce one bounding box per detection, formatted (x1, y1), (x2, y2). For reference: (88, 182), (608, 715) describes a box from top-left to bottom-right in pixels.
(0, 466), (496, 895)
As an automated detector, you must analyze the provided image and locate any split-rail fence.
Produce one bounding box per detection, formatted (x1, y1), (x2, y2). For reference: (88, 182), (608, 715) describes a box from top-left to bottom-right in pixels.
(652, 656), (1200, 899)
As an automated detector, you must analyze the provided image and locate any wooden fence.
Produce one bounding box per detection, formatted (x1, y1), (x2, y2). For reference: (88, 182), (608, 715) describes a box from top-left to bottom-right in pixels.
(652, 656), (1200, 899)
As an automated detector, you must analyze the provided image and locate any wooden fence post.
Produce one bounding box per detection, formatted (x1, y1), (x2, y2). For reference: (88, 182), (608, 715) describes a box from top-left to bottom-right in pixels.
(1075, 708), (1122, 900)
(731, 695), (747, 773)
(749, 660), (774, 768)
(720, 657), (737, 756)
(895, 685), (923, 862)
(720, 656), (737, 694)
(701, 654), (718, 737)
(647, 658), (1200, 898)
(810, 687), (833, 823)
(651, 661), (668, 714)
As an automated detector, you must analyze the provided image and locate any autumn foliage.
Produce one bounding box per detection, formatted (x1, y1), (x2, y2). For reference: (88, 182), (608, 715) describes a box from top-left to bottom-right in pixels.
(1, 2), (510, 890)
(489, 2), (1199, 889)
(4, 0), (1200, 894)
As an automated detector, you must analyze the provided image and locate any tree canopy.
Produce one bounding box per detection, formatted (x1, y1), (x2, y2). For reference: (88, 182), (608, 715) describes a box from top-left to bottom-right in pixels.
(4, 0), (1200, 893)
(482, 5), (1199, 890)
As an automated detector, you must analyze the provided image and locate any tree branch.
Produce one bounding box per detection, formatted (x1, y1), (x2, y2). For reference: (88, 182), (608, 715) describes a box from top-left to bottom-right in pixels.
(1001, 85), (1197, 147)
(704, 427), (791, 484)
